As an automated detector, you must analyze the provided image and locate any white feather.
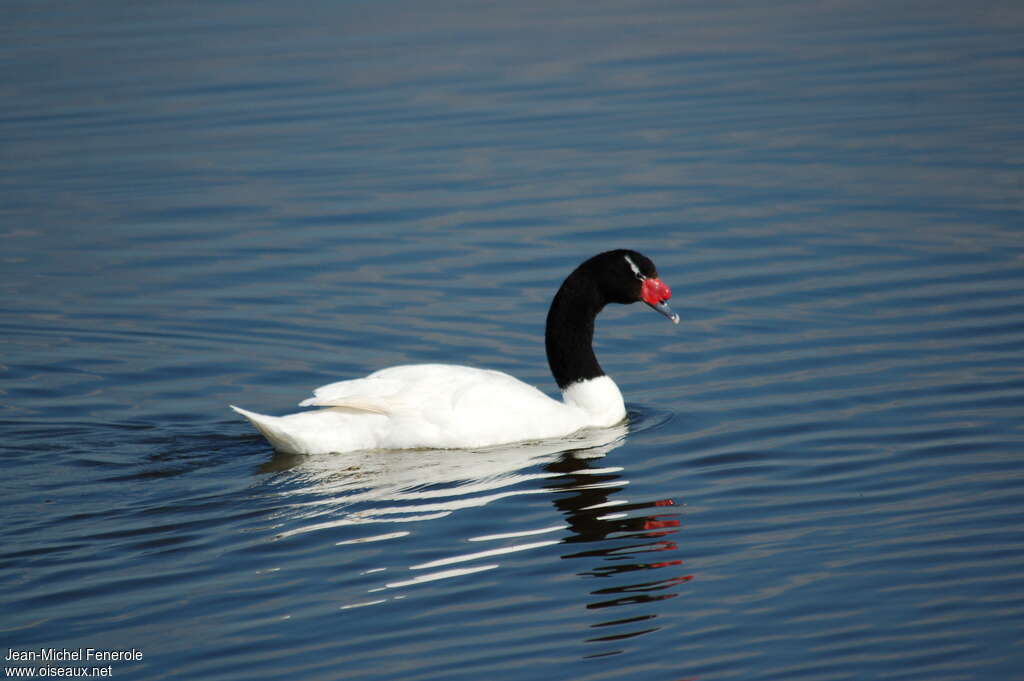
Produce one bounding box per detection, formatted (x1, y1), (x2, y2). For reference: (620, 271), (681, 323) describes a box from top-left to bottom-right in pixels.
(232, 364), (626, 455)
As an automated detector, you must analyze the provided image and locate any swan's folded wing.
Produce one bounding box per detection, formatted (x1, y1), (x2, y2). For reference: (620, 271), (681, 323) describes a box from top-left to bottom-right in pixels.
(298, 376), (404, 413)
(296, 396), (392, 414)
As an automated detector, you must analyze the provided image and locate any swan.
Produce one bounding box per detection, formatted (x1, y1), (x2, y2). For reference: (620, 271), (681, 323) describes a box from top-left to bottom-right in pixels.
(231, 249), (678, 455)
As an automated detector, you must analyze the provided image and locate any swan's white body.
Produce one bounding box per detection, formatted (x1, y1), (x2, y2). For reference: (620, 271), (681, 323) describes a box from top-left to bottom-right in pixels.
(231, 363), (626, 455)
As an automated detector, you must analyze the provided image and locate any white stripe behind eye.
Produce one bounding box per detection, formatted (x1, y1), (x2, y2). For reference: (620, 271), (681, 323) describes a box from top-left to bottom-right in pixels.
(623, 254), (645, 280)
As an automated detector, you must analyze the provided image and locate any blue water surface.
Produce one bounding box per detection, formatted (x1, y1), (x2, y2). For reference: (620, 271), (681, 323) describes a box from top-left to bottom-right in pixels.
(2, 2), (1024, 680)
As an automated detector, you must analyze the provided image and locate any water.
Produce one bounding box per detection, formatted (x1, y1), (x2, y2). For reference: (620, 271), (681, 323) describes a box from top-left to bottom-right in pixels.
(3, 1), (1023, 679)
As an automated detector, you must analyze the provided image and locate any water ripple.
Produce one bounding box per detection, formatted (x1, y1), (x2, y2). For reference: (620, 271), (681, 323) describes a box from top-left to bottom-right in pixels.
(2, 1), (1023, 679)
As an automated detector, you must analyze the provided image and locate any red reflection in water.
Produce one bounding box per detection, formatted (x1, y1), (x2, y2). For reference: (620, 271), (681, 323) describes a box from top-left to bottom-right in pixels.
(545, 454), (693, 661)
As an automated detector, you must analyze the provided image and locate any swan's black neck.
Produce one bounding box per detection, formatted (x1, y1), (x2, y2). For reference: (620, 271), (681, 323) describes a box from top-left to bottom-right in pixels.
(545, 264), (607, 390)
(545, 249), (663, 391)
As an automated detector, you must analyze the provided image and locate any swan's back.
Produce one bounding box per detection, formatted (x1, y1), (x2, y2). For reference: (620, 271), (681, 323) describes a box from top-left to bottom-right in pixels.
(235, 364), (589, 454)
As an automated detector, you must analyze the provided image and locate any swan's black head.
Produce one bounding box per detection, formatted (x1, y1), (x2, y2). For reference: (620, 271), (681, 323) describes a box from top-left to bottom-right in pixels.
(580, 249), (680, 323)
(546, 249), (679, 389)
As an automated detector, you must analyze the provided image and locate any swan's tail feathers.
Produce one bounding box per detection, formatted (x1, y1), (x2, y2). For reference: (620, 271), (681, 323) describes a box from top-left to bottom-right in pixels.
(230, 405), (306, 454)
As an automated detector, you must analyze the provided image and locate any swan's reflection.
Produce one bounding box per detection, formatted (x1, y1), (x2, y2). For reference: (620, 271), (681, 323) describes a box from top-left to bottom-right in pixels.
(258, 423), (630, 534)
(257, 416), (687, 656)
(543, 452), (688, 655)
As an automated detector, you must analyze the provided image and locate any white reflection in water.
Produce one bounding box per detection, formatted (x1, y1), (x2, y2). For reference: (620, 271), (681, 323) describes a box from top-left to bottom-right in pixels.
(259, 417), (689, 656)
(263, 422), (630, 533)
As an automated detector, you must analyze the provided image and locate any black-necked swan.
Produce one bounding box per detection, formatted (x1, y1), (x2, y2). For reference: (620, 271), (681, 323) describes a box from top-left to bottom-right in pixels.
(231, 249), (678, 455)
